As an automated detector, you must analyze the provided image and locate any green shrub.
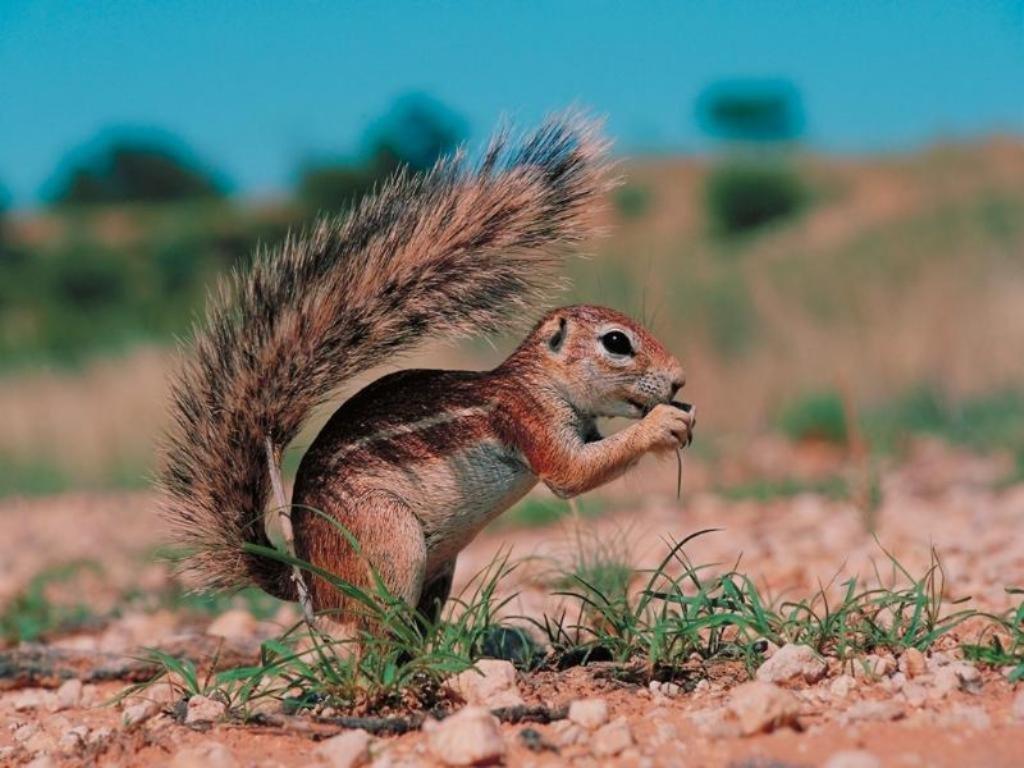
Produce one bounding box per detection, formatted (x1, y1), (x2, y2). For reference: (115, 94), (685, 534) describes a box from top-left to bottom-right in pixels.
(778, 391), (848, 445)
(705, 161), (806, 235)
(613, 184), (652, 219)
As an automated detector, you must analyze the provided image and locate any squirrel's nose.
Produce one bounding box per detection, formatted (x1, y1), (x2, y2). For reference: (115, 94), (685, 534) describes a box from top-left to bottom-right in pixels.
(669, 377), (684, 399)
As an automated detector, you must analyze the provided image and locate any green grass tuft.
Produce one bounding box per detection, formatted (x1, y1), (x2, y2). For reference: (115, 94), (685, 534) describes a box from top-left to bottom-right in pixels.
(778, 391), (849, 446)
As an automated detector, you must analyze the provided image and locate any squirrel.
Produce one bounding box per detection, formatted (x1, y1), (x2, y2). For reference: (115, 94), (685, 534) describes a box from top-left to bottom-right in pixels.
(160, 113), (695, 631)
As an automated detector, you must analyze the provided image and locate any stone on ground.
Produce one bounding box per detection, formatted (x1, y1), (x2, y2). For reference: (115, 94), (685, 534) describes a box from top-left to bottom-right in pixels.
(727, 681), (801, 735)
(568, 697), (610, 729)
(427, 707), (505, 767)
(314, 729), (372, 768)
(448, 659), (525, 708)
(170, 742), (237, 768)
(54, 679), (83, 711)
(824, 750), (882, 768)
(184, 694), (226, 724)
(755, 643), (827, 684)
(591, 717), (634, 757)
(1013, 689), (1024, 722)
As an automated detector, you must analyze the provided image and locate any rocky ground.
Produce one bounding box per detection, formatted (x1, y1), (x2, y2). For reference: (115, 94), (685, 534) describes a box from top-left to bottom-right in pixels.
(1, 438), (1023, 767)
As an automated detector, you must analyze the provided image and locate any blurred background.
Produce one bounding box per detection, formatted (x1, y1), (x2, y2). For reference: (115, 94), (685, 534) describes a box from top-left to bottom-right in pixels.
(1, 1), (1023, 501)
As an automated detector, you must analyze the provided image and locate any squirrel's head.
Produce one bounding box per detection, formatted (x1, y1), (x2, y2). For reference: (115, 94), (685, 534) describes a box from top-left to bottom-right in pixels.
(516, 305), (685, 419)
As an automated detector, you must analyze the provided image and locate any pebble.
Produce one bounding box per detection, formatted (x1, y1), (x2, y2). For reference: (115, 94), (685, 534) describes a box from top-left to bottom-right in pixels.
(548, 720), (586, 747)
(11, 688), (53, 712)
(727, 681), (801, 735)
(448, 659), (524, 708)
(902, 682), (928, 707)
(829, 674), (856, 698)
(314, 729), (372, 767)
(24, 729), (57, 755)
(54, 679), (83, 711)
(58, 726), (89, 753)
(823, 749), (882, 768)
(184, 694), (227, 724)
(900, 648), (927, 678)
(854, 654), (894, 680)
(841, 700), (904, 724)
(206, 609), (258, 640)
(568, 698), (610, 730)
(940, 704), (991, 730)
(14, 723), (40, 743)
(591, 717), (634, 758)
(931, 662), (982, 698)
(123, 700), (160, 727)
(427, 707), (505, 766)
(1013, 689), (1024, 722)
(170, 742), (238, 768)
(756, 643), (827, 684)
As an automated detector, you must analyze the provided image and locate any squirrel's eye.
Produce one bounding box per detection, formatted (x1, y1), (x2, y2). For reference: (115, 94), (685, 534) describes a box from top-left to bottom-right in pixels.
(601, 331), (634, 356)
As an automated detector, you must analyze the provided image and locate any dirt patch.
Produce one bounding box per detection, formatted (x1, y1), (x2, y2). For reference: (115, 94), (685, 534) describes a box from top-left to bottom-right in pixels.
(1, 440), (1022, 766)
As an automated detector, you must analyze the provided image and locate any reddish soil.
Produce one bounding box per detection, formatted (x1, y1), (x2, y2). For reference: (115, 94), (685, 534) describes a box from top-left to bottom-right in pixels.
(1, 439), (1023, 766)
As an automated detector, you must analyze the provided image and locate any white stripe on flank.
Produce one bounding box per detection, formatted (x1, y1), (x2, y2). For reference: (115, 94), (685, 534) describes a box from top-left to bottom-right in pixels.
(332, 404), (495, 460)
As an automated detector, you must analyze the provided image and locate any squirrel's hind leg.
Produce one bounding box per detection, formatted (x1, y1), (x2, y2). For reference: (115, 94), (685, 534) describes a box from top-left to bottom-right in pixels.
(296, 491), (427, 632)
(416, 559), (456, 627)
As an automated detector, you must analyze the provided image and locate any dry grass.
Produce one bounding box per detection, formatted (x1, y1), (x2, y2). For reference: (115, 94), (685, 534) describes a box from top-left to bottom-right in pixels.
(3, 140), (1024, 492)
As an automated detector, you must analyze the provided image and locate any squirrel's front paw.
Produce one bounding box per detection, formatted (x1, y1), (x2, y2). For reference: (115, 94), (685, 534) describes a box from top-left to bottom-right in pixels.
(641, 403), (696, 453)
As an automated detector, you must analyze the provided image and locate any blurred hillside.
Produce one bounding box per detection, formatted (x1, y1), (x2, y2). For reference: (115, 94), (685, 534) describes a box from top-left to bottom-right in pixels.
(2, 138), (1024, 496)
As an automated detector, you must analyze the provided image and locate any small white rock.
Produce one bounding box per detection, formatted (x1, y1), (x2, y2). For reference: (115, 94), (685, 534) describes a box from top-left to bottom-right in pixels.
(568, 698), (610, 730)
(12, 688), (52, 712)
(14, 723), (40, 743)
(854, 654), (894, 680)
(823, 749), (882, 768)
(755, 644), (827, 684)
(899, 648), (927, 678)
(591, 717), (634, 758)
(727, 681), (801, 735)
(427, 707), (505, 767)
(931, 661), (983, 697)
(829, 674), (856, 698)
(55, 679), (83, 711)
(123, 700), (160, 727)
(448, 660), (524, 709)
(902, 682), (928, 708)
(841, 700), (904, 724)
(314, 729), (372, 767)
(1013, 689), (1024, 722)
(940, 704), (990, 730)
(170, 742), (237, 768)
(184, 694), (226, 725)
(548, 720), (586, 747)
(58, 725), (89, 753)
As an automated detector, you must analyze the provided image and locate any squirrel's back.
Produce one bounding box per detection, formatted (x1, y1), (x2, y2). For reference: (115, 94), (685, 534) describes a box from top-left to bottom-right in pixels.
(159, 114), (612, 597)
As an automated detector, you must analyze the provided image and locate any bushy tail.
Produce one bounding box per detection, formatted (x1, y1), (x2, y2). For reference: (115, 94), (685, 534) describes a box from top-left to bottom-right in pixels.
(159, 113), (612, 597)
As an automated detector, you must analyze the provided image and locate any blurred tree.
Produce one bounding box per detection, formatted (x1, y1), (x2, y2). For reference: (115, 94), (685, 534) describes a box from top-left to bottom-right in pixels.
(696, 79), (804, 144)
(47, 135), (227, 205)
(697, 79), (807, 236)
(365, 93), (467, 173)
(298, 93), (466, 212)
(0, 181), (9, 251)
(705, 162), (806, 235)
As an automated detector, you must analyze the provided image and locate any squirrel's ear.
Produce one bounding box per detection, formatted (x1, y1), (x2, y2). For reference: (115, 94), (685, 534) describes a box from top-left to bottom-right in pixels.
(547, 317), (567, 354)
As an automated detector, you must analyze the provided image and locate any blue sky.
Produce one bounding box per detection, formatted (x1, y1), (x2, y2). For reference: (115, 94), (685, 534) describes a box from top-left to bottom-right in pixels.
(2, 1), (1023, 207)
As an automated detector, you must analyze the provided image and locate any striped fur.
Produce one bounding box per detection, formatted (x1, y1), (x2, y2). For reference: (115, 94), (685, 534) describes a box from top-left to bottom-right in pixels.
(159, 114), (612, 596)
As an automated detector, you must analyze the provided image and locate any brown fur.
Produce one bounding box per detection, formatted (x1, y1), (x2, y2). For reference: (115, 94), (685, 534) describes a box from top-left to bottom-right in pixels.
(290, 304), (693, 627)
(160, 113), (613, 597)
(160, 112), (695, 630)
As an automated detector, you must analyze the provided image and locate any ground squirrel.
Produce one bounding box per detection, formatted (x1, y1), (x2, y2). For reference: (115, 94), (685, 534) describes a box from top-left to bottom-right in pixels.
(161, 114), (695, 631)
